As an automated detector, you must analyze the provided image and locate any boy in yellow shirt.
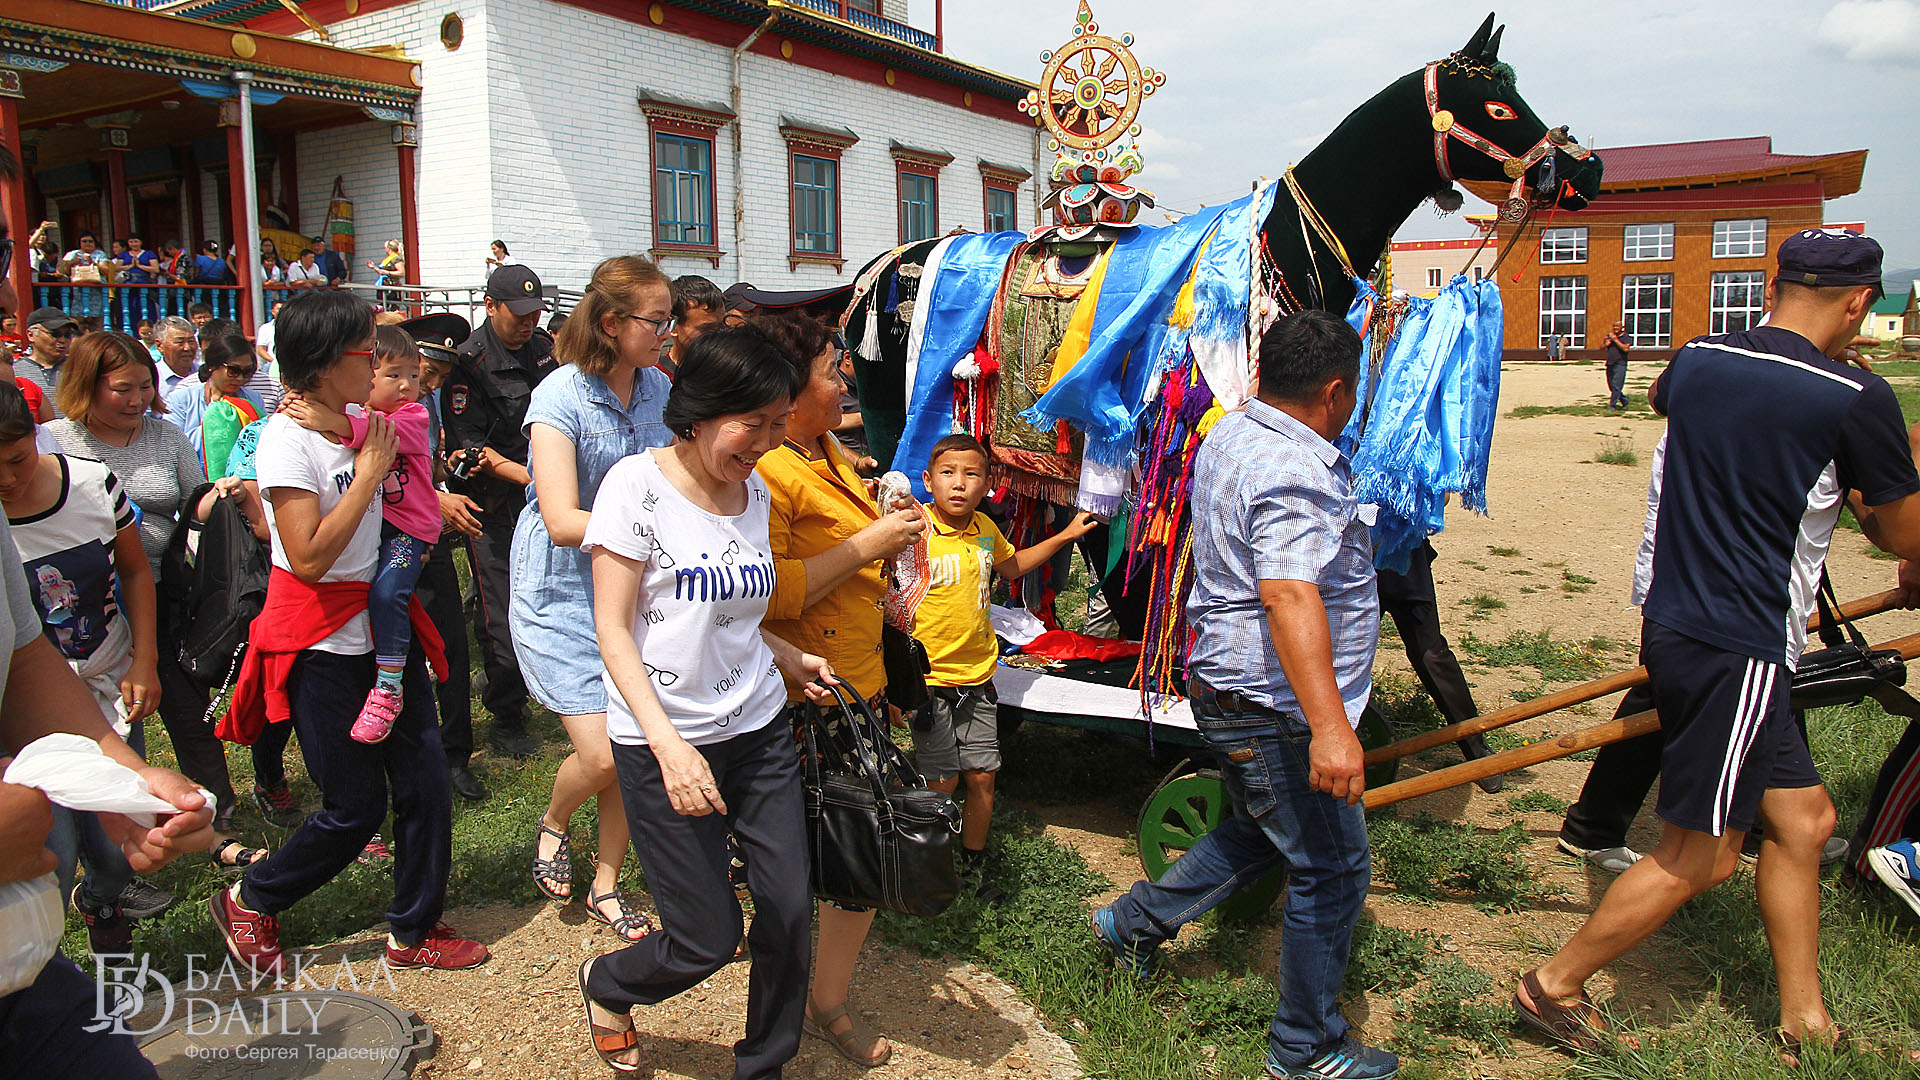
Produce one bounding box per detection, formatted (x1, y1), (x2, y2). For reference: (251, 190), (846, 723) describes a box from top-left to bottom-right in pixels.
(913, 434), (1097, 898)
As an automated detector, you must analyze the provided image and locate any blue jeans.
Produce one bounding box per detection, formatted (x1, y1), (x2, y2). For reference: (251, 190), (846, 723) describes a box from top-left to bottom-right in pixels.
(370, 523), (430, 668)
(50, 809), (136, 911)
(1107, 684), (1371, 1066)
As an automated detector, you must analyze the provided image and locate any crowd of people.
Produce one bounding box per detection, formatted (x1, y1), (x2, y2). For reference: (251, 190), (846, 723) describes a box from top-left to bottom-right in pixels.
(0, 224), (1917, 1080)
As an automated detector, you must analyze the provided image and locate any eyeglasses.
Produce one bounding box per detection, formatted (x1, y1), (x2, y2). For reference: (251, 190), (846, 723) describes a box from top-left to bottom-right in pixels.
(343, 348), (375, 357)
(225, 364), (257, 378)
(624, 314), (677, 337)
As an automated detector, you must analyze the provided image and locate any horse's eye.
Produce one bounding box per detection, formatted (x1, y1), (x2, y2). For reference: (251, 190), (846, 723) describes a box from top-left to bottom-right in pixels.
(1484, 101), (1518, 121)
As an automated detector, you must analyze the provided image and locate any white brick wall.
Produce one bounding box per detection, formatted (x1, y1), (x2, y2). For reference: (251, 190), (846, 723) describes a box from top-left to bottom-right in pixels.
(296, 0), (1038, 292)
(294, 123), (404, 281)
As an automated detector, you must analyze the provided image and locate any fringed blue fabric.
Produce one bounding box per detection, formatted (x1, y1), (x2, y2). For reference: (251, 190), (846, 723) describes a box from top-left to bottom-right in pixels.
(888, 231), (1024, 496)
(1022, 196), (1242, 469)
(1339, 274), (1504, 572)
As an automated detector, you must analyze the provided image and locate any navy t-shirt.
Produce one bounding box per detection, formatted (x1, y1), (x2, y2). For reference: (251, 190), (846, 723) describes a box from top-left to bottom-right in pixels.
(1643, 325), (1919, 667)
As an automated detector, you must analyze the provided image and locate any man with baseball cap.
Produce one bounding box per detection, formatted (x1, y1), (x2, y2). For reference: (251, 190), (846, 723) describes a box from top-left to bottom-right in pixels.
(442, 266), (555, 759)
(20, 307), (78, 413)
(1516, 228), (1920, 1062)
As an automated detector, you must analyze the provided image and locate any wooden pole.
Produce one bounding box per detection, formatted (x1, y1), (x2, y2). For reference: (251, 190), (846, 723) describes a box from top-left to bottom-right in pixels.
(1365, 628), (1920, 809)
(1366, 588), (1907, 765)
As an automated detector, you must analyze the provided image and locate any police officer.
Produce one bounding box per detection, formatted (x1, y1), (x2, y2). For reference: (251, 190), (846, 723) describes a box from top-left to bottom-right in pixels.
(401, 312), (491, 800)
(442, 264), (556, 759)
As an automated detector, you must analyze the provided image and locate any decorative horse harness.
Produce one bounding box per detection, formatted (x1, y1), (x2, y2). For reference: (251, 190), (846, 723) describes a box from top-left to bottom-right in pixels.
(1424, 59), (1593, 222)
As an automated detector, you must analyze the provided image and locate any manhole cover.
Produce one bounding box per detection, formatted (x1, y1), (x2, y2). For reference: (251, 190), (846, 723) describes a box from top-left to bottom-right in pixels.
(140, 990), (434, 1078)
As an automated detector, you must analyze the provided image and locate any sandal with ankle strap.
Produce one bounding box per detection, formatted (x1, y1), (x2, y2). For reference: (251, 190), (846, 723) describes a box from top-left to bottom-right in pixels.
(1513, 969), (1620, 1054)
(587, 889), (655, 943)
(209, 838), (268, 871)
(1774, 1024), (1920, 1068)
(804, 1002), (892, 1068)
(532, 822), (572, 903)
(577, 958), (640, 1073)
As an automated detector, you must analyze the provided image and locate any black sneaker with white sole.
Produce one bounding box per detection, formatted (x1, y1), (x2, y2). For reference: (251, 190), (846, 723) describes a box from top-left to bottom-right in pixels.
(116, 876), (177, 919)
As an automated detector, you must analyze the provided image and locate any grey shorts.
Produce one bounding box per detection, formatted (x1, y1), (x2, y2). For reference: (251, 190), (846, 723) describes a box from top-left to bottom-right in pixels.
(911, 683), (1001, 779)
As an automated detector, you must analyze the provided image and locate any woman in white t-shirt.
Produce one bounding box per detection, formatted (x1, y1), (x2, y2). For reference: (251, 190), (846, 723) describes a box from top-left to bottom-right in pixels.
(576, 325), (833, 1075)
(211, 289), (490, 979)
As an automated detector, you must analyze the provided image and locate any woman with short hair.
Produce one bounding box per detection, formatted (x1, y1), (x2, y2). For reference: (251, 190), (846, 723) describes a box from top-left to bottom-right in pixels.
(578, 325), (832, 1076)
(515, 255), (676, 940)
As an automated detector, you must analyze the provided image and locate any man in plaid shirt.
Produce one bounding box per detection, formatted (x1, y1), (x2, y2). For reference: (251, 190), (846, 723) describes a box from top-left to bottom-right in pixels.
(1093, 310), (1394, 1080)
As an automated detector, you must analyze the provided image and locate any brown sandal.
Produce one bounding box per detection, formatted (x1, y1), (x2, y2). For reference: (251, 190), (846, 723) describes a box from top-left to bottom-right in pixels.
(1774, 1024), (1920, 1069)
(804, 1002), (892, 1068)
(577, 959), (640, 1073)
(1513, 969), (1610, 1054)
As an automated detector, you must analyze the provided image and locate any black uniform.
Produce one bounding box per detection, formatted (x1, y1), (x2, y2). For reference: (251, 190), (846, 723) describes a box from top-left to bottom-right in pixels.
(442, 321), (556, 741)
(1376, 541), (1502, 788)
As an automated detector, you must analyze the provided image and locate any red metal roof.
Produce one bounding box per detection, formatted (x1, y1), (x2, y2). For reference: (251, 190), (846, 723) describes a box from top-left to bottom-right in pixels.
(1593, 137), (1867, 196)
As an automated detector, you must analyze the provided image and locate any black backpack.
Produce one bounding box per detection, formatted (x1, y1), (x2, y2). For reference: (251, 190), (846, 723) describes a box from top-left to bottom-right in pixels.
(164, 485), (269, 693)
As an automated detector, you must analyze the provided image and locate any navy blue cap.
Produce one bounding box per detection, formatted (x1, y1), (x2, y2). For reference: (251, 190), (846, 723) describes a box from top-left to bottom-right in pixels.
(400, 313), (471, 360)
(485, 264), (547, 315)
(1777, 229), (1885, 300)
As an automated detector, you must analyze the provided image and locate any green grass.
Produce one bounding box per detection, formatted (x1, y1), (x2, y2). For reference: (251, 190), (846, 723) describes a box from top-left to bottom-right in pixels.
(1369, 813), (1565, 913)
(1487, 546), (1522, 557)
(1503, 790), (1571, 816)
(1563, 570), (1598, 594)
(1462, 628), (1611, 682)
(1509, 399), (1657, 420)
(1461, 591), (1507, 613)
(1594, 434), (1639, 466)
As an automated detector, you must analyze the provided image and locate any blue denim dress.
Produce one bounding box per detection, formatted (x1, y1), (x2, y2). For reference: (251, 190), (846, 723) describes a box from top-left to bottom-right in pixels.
(509, 364), (672, 714)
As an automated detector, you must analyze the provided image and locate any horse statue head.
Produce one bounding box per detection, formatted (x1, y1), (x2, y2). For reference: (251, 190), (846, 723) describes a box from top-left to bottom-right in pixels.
(1422, 13), (1604, 218)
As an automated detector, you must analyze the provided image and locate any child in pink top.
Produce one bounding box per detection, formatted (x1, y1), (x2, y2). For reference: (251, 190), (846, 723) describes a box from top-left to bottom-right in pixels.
(285, 326), (437, 742)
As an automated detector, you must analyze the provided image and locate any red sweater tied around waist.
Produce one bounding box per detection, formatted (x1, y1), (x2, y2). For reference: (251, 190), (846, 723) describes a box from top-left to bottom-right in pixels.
(217, 567), (447, 745)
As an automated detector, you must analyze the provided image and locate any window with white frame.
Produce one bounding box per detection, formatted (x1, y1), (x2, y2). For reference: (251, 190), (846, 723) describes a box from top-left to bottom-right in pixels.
(1539, 276), (1587, 347)
(1713, 218), (1767, 258)
(1710, 271), (1767, 334)
(1540, 227), (1587, 264)
(1620, 274), (1673, 348)
(1425, 267), (1442, 289)
(1623, 222), (1674, 261)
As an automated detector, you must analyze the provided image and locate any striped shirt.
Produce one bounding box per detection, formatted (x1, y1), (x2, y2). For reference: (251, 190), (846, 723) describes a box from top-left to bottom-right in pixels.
(1184, 399), (1378, 726)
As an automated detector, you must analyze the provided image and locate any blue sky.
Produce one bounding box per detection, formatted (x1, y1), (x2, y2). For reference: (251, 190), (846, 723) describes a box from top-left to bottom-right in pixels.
(925, 0), (1920, 274)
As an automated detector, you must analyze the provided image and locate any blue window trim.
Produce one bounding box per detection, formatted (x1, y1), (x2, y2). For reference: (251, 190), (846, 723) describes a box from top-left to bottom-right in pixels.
(791, 153), (840, 256)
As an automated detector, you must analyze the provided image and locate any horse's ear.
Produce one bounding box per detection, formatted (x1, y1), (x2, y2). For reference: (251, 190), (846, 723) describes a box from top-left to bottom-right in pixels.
(1462, 12), (1496, 58)
(1484, 25), (1504, 63)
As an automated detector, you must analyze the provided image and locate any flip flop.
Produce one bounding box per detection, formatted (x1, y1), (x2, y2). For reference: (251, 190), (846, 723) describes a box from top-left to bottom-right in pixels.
(1513, 969), (1609, 1054)
(577, 958), (641, 1073)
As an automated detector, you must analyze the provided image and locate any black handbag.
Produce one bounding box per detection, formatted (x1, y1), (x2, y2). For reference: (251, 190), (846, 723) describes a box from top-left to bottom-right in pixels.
(800, 681), (961, 916)
(881, 622), (932, 712)
(1789, 569), (1906, 710)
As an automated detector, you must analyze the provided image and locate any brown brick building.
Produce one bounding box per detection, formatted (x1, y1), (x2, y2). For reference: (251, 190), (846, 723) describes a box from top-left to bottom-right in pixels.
(1464, 137), (1868, 358)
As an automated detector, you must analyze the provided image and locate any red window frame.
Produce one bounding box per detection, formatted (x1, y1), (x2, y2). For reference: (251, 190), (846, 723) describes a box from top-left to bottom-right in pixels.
(781, 123), (860, 271)
(640, 97), (734, 267)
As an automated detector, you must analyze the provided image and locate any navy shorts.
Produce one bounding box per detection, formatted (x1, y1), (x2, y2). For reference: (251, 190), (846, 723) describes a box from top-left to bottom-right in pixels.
(1643, 619), (1822, 836)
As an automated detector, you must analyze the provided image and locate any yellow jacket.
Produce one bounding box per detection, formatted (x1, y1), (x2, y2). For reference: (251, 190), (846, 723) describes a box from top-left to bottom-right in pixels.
(758, 437), (887, 702)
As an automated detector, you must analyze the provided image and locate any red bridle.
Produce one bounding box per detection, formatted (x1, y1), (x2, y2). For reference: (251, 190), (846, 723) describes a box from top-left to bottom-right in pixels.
(1423, 60), (1592, 219)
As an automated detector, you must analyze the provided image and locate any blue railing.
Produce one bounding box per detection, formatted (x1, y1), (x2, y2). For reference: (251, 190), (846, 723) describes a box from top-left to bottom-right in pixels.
(34, 283), (247, 335)
(782, 0), (938, 51)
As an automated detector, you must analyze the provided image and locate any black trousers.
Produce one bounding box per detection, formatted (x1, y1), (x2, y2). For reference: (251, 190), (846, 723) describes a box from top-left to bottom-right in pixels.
(466, 516), (528, 733)
(589, 719), (811, 1080)
(1376, 541), (1495, 762)
(0, 956), (157, 1077)
(240, 649), (452, 942)
(417, 537), (474, 765)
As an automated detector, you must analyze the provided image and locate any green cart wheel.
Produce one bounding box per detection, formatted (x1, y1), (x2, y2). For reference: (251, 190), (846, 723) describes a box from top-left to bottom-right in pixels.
(1133, 706), (1399, 922)
(1137, 762), (1286, 921)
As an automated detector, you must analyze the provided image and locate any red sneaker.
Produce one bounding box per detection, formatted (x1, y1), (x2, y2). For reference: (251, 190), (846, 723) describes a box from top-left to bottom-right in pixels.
(386, 922), (490, 970)
(209, 884), (283, 977)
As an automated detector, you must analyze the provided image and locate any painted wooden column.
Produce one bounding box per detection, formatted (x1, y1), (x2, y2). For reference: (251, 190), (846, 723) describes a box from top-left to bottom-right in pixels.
(219, 99), (256, 333)
(101, 127), (132, 242)
(278, 132), (299, 232)
(393, 122), (420, 308)
(0, 74), (32, 323)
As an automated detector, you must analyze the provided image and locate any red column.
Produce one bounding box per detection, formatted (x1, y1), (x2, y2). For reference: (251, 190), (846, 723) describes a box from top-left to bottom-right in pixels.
(396, 134), (421, 311)
(934, 0), (943, 52)
(0, 93), (31, 324)
(183, 145), (202, 248)
(105, 147), (130, 242)
(224, 117), (255, 334)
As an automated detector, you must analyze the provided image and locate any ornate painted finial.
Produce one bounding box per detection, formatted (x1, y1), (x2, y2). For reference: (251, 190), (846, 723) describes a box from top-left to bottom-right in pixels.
(1017, 1), (1163, 240)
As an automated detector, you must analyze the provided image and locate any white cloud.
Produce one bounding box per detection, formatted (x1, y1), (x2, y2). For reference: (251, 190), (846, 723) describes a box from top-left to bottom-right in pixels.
(1817, 0), (1920, 64)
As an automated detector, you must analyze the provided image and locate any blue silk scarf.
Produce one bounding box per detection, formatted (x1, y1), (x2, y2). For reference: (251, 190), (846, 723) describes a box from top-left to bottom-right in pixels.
(1339, 274), (1504, 571)
(889, 231), (1024, 495)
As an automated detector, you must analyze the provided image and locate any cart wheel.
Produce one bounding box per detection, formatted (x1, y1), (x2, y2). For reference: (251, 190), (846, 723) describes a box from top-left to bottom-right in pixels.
(1136, 765), (1285, 921)
(1358, 704), (1400, 791)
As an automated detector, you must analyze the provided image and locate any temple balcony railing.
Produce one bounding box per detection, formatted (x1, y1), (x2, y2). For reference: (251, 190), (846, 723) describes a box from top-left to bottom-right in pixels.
(779, 0), (938, 51)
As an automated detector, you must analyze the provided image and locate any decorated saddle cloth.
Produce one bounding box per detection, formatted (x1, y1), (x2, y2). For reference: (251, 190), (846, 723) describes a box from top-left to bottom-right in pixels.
(987, 246), (1101, 502)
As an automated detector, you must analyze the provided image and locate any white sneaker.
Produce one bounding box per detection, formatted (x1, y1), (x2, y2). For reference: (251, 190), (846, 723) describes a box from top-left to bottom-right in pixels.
(1865, 839), (1920, 918)
(1557, 837), (1641, 874)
